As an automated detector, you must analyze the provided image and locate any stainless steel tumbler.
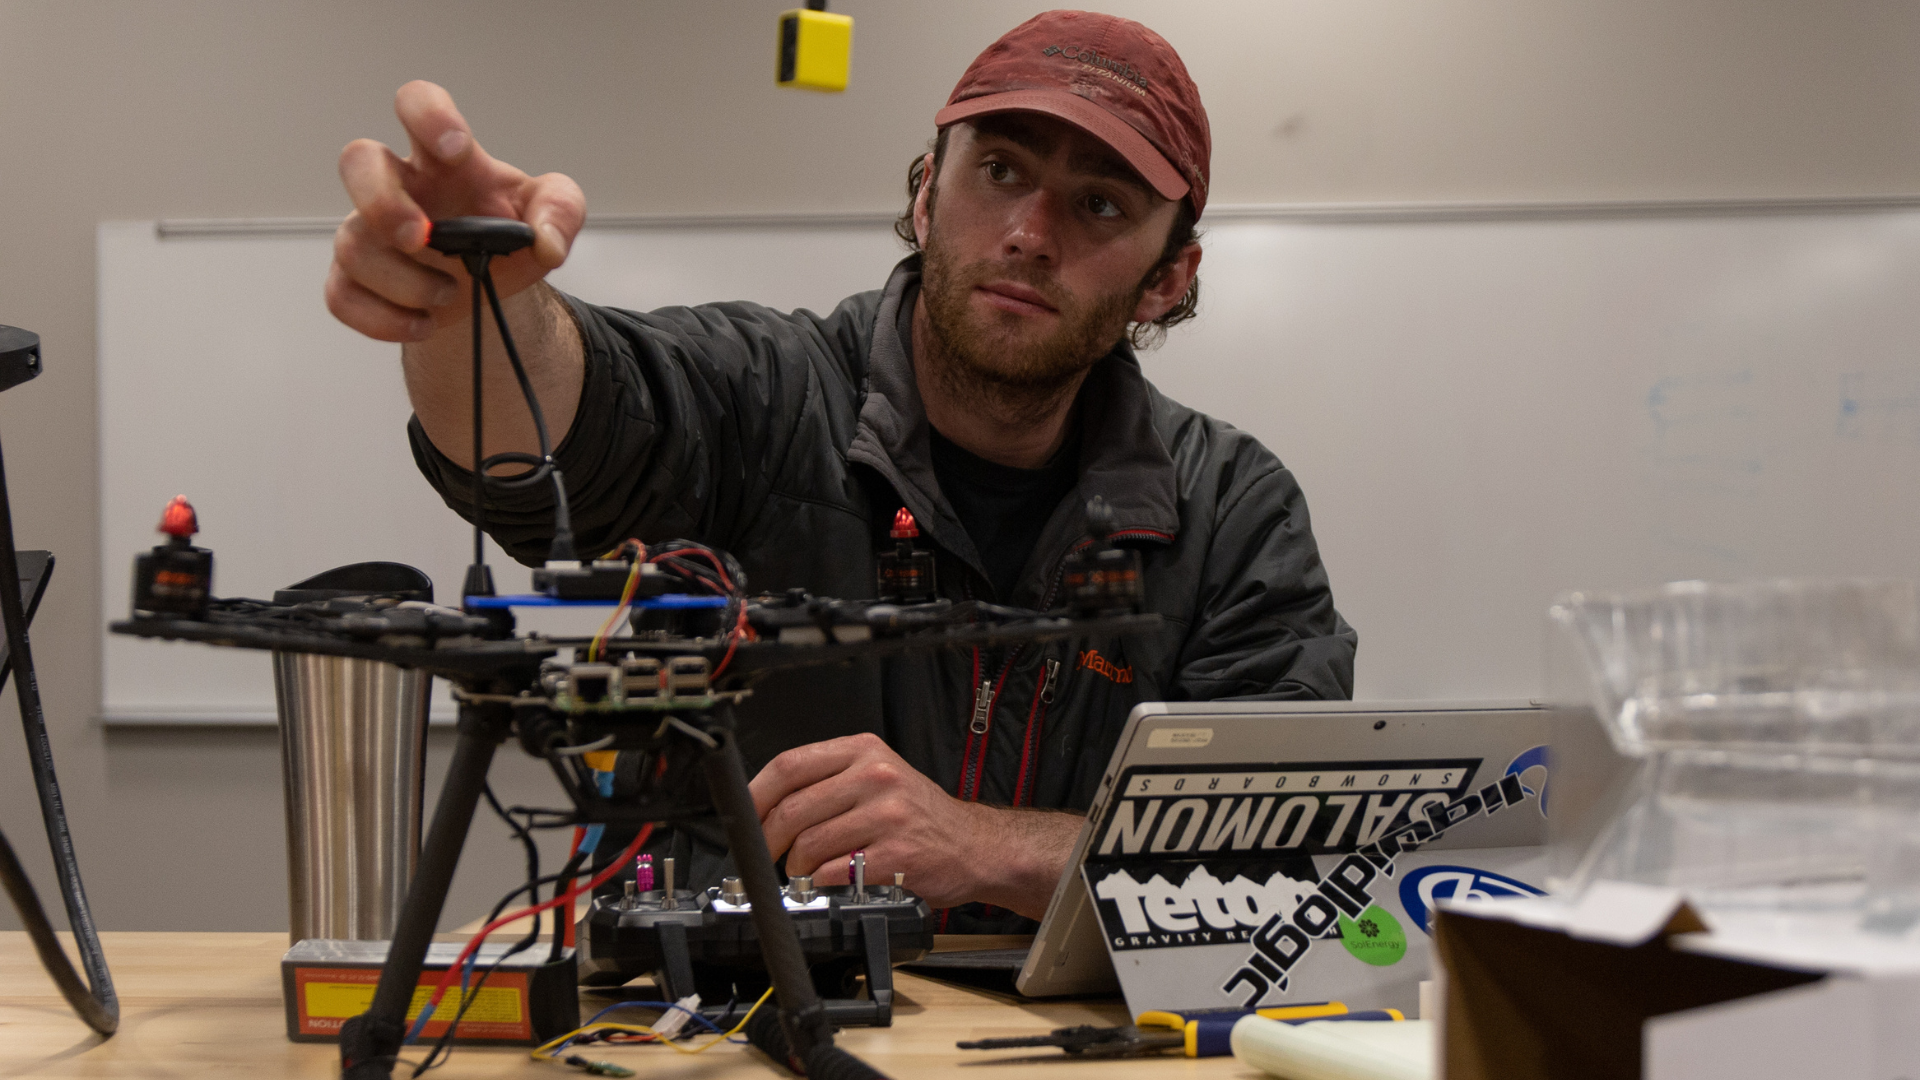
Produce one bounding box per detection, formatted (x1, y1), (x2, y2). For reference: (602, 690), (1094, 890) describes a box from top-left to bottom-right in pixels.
(272, 652), (431, 943)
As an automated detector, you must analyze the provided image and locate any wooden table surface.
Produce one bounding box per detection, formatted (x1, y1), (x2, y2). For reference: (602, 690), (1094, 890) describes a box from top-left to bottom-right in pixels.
(0, 932), (1268, 1078)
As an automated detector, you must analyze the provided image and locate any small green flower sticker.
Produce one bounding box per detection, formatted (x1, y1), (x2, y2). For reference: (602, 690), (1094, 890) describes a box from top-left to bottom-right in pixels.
(1338, 905), (1406, 967)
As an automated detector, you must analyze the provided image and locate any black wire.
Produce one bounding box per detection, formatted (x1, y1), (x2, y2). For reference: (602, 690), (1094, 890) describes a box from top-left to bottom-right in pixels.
(411, 785), (550, 1076)
(0, 440), (116, 1036)
(469, 271), (485, 571)
(460, 254), (576, 587)
(475, 267), (575, 561)
(0, 826), (116, 1034)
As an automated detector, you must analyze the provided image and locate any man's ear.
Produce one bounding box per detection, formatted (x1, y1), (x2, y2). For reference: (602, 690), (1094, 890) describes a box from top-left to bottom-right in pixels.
(1132, 242), (1202, 324)
(912, 152), (936, 249)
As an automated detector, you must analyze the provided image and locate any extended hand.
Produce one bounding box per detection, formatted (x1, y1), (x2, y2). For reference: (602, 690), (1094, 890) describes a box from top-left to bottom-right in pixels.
(749, 733), (1086, 919)
(326, 80), (586, 342)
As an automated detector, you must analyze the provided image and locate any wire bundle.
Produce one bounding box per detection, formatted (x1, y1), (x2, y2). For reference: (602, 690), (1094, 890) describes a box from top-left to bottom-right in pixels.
(529, 988), (774, 1073)
(582, 538), (753, 676)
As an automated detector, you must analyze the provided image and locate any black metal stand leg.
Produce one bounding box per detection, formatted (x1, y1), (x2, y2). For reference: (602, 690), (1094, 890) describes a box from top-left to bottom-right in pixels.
(699, 706), (836, 1067)
(340, 700), (507, 1079)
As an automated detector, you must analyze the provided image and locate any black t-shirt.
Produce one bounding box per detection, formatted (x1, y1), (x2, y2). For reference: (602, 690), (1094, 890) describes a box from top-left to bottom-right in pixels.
(928, 424), (1078, 602)
(900, 284), (1081, 600)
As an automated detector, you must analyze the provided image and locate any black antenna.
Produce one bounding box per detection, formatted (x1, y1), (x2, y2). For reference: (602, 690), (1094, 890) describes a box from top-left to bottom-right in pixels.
(426, 217), (577, 613)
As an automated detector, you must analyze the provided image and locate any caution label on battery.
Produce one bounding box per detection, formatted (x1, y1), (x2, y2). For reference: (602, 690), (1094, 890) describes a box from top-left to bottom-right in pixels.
(293, 966), (532, 1041)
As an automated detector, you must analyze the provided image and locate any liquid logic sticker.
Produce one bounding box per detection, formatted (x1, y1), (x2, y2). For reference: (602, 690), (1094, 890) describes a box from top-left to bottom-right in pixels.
(1085, 758), (1537, 1007)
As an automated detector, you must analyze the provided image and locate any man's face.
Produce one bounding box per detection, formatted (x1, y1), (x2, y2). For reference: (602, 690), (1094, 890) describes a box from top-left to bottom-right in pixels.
(914, 114), (1192, 393)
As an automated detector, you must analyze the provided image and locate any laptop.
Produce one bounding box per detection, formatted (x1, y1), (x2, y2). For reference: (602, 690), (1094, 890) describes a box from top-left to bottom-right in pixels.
(1006, 700), (1552, 1015)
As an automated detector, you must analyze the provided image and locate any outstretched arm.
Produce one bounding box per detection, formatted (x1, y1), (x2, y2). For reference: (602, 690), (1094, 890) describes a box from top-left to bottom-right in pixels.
(326, 80), (587, 468)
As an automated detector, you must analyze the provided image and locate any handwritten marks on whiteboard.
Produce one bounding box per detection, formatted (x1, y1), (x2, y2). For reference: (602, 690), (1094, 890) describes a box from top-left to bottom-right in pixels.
(1645, 370), (1762, 568)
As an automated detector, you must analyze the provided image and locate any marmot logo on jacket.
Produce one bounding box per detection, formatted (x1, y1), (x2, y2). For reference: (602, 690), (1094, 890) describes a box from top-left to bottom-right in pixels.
(1079, 648), (1134, 684)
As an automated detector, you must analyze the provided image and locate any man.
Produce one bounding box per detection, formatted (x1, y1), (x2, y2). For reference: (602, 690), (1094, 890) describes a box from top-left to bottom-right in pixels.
(326, 10), (1356, 932)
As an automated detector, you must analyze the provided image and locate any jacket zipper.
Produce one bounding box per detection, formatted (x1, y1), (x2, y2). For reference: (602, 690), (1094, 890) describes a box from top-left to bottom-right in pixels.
(960, 552), (1080, 809)
(969, 679), (996, 735)
(1013, 657), (1061, 807)
(946, 531), (1163, 929)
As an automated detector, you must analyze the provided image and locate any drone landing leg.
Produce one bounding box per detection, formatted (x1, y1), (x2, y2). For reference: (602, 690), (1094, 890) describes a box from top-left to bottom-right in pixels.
(698, 705), (839, 1068)
(341, 699), (510, 1080)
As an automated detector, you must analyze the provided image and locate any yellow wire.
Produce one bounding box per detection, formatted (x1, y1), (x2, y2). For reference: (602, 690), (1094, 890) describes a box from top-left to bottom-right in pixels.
(586, 554), (644, 663)
(531, 986), (776, 1065)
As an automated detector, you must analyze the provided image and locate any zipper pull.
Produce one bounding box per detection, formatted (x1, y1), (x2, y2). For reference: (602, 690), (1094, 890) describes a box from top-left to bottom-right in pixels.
(1039, 658), (1061, 704)
(970, 679), (996, 735)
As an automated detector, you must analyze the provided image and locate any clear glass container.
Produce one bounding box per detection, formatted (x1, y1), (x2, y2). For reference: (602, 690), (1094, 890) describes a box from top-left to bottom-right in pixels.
(1550, 580), (1920, 930)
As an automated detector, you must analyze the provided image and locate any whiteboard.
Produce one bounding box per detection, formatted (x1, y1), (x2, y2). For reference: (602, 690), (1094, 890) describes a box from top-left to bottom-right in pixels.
(98, 207), (1920, 719)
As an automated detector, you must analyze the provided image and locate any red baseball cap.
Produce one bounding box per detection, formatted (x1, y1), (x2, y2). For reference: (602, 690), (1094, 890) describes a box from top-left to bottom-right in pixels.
(934, 10), (1212, 220)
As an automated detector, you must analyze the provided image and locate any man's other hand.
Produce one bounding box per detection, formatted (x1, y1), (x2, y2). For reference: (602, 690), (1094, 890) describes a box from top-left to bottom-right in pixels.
(326, 80), (585, 342)
(750, 733), (1086, 920)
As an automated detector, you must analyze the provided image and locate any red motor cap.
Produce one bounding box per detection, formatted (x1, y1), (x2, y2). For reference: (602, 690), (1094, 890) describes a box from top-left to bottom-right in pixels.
(891, 508), (920, 540)
(158, 495), (198, 538)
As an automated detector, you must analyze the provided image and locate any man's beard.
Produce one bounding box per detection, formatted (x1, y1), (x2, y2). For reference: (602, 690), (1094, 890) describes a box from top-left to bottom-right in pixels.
(919, 224), (1143, 428)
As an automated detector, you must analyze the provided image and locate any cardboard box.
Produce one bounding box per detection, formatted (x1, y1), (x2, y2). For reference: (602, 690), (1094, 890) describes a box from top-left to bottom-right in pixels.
(1433, 882), (1920, 1079)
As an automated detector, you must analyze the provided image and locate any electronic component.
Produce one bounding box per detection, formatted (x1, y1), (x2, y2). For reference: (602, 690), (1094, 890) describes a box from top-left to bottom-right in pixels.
(543, 654), (715, 712)
(131, 495), (214, 619)
(425, 216), (534, 259)
(565, 663), (620, 705)
(876, 508), (936, 602)
(283, 938), (575, 1045)
(578, 877), (931, 1025)
(1061, 496), (1145, 617)
(619, 656), (660, 699)
(533, 559), (670, 601)
(777, 1), (852, 92)
(629, 593), (729, 639)
(665, 656), (709, 696)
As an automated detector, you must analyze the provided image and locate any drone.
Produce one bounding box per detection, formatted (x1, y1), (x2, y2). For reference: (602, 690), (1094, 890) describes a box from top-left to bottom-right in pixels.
(111, 218), (1159, 1080)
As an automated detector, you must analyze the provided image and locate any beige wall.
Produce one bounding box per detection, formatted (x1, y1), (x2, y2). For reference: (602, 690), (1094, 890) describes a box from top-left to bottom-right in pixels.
(1, 0), (1916, 932)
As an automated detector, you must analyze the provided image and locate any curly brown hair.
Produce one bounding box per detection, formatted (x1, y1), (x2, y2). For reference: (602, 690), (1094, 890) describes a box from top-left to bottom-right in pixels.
(893, 130), (1201, 350)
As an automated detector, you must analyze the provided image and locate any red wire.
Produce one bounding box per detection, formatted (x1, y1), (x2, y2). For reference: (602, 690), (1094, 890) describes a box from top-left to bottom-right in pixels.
(649, 548), (735, 593)
(417, 822), (656, 1025)
(711, 604), (750, 679)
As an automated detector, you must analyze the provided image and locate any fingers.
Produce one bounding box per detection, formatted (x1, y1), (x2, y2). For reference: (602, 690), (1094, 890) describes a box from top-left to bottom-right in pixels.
(789, 813), (887, 884)
(334, 212), (460, 311)
(324, 262), (433, 342)
(760, 767), (867, 860)
(518, 172), (586, 269)
(749, 733), (885, 820)
(395, 80), (476, 170)
(339, 139), (429, 252)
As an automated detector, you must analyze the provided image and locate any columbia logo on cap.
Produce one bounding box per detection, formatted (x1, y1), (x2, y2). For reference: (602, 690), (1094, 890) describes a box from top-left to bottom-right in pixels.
(1040, 44), (1151, 93)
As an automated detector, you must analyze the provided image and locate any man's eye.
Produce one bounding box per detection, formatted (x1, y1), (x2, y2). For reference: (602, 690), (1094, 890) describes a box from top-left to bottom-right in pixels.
(985, 162), (1014, 183)
(1086, 194), (1122, 218)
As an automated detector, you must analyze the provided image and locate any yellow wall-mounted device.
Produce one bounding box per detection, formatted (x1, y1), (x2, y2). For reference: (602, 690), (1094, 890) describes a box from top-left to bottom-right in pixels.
(777, 2), (852, 92)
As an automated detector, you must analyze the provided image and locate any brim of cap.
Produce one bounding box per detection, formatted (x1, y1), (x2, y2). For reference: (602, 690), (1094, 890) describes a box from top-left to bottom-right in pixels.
(934, 89), (1190, 203)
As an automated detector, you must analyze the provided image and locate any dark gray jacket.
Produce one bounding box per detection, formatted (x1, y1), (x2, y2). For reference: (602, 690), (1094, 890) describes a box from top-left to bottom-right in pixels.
(412, 256), (1357, 931)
